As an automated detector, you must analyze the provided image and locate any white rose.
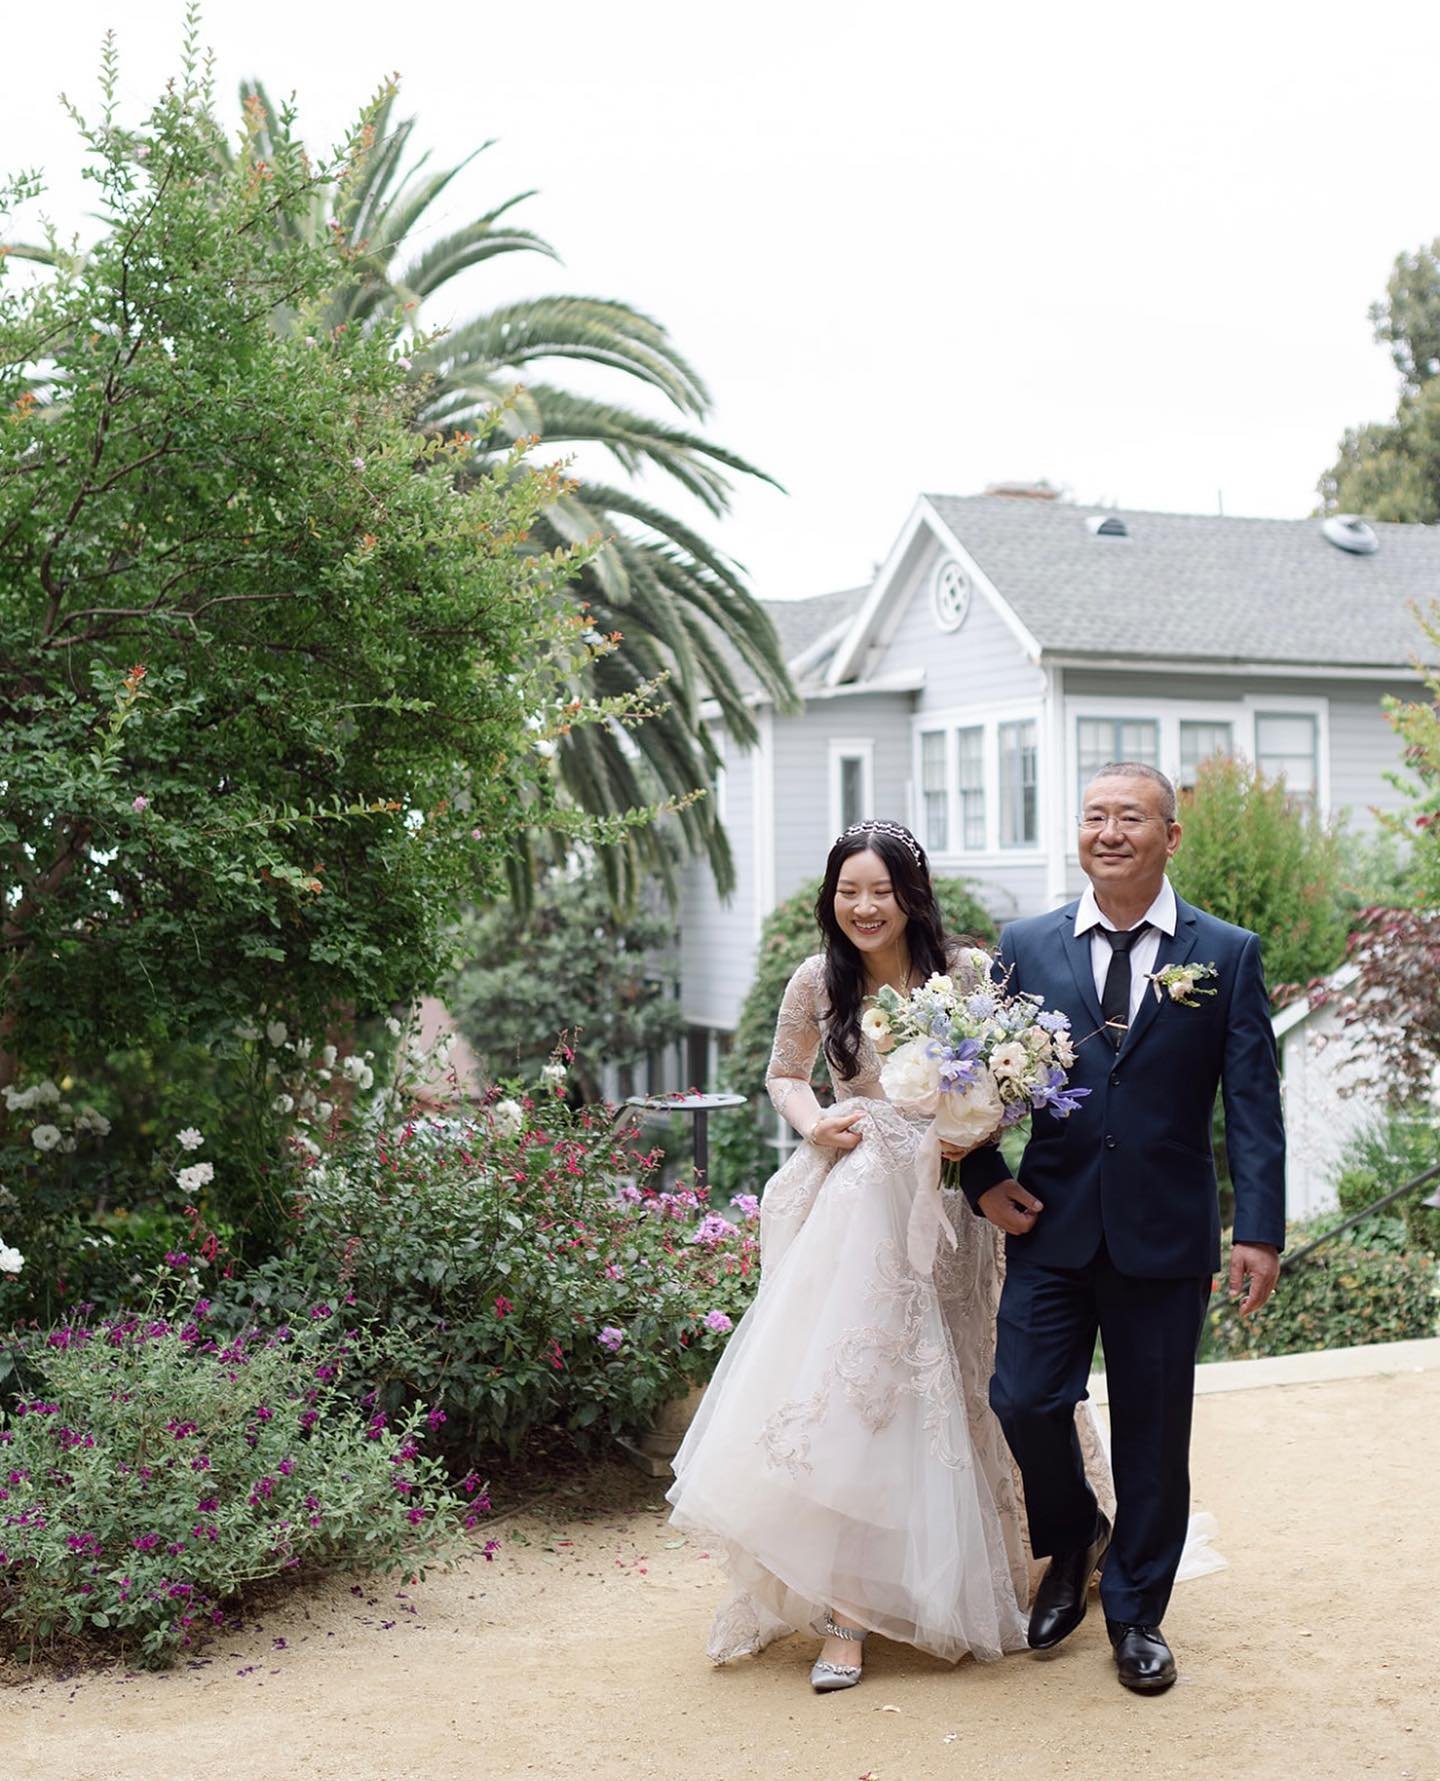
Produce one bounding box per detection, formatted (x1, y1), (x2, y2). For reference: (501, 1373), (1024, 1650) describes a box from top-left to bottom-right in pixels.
(492, 1098), (524, 1137)
(266, 1020), (288, 1048)
(316, 1101), (334, 1121)
(321, 1045), (338, 1069)
(176, 1127), (204, 1151)
(989, 1041), (1030, 1082)
(933, 1066), (1005, 1149)
(35, 1079), (61, 1107)
(1022, 1026), (1053, 1055)
(965, 948), (994, 976)
(925, 973), (954, 997)
(1167, 971), (1198, 1001)
(31, 1124), (62, 1152)
(879, 1039), (942, 1115)
(0, 1241), (24, 1274)
(340, 1055), (367, 1083)
(356, 1065), (374, 1092)
(272, 1093), (295, 1115)
(1053, 1032), (1077, 1069)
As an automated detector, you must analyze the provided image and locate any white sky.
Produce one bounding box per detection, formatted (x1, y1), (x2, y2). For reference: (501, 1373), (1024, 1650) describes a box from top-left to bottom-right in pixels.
(6, 2), (1439, 598)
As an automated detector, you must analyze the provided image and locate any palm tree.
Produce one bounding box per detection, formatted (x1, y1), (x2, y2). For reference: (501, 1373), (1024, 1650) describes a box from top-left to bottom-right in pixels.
(241, 82), (798, 902)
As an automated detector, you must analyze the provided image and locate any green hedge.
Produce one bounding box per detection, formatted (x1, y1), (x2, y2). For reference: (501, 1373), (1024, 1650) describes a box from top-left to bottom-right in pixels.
(1201, 1224), (1439, 1360)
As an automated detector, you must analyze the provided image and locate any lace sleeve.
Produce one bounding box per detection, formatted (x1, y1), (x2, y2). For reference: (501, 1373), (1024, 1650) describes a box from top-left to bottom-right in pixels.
(765, 957), (824, 1120)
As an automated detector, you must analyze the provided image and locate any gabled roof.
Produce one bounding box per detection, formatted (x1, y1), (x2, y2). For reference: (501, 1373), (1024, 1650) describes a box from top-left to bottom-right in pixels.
(845, 494), (1440, 674)
(715, 585), (869, 700)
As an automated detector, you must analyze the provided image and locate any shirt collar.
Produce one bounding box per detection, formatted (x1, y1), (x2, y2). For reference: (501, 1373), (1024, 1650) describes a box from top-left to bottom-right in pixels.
(1074, 876), (1177, 938)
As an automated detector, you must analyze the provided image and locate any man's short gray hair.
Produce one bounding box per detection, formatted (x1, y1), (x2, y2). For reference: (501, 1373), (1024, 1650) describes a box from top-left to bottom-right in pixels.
(1083, 761), (1178, 824)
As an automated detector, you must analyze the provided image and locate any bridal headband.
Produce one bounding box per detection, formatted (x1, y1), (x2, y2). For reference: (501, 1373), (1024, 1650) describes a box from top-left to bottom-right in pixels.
(834, 820), (926, 869)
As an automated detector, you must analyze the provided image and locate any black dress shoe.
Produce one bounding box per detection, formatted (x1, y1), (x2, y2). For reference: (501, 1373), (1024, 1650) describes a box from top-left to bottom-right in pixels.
(1106, 1619), (1177, 1693)
(1027, 1512), (1111, 1650)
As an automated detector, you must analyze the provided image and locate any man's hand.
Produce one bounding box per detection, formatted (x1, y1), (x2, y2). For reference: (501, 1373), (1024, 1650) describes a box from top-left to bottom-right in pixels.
(977, 1178), (1044, 1236)
(1228, 1241), (1280, 1316)
(807, 1107), (866, 1153)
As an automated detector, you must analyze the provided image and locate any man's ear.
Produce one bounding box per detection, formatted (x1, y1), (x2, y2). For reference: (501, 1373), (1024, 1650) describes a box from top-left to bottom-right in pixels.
(1166, 821), (1183, 859)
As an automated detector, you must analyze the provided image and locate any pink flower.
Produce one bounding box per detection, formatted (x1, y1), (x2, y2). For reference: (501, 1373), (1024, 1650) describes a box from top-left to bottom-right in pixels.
(493, 1296), (512, 1319)
(597, 1325), (625, 1353)
(703, 1310), (733, 1335)
(352, 456), (365, 470)
(132, 795), (149, 813)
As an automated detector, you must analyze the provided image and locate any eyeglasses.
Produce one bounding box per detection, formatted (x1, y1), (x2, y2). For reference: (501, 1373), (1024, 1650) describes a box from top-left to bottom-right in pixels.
(1077, 812), (1161, 832)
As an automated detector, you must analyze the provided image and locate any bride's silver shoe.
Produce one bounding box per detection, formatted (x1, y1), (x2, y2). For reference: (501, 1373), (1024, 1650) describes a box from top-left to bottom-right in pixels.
(810, 1613), (867, 1692)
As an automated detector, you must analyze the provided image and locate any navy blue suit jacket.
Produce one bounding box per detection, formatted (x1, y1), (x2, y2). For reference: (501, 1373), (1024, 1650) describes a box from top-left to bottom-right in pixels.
(959, 893), (1286, 1277)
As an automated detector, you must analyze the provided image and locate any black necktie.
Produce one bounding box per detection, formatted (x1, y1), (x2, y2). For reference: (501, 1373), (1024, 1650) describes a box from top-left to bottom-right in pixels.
(1100, 923), (1150, 1050)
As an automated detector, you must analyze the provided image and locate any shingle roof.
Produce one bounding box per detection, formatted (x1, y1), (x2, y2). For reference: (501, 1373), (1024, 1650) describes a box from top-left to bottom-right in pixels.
(924, 494), (1440, 669)
(713, 585), (868, 699)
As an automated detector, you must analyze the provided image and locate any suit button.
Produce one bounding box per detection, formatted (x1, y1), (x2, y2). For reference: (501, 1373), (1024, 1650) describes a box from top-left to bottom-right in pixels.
(1104, 1133), (1118, 1149)
(1109, 1072), (1120, 1088)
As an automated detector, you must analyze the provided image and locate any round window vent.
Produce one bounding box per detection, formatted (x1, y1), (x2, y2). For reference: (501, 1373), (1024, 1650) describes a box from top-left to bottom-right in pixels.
(1321, 514), (1379, 556)
(931, 559), (971, 632)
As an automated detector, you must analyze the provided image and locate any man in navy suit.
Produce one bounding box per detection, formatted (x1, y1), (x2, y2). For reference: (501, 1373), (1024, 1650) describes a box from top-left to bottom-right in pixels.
(959, 761), (1285, 1693)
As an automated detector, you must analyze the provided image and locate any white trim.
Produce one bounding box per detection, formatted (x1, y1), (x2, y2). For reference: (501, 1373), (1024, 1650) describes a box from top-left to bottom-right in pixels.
(1041, 664), (1070, 906)
(828, 736), (876, 836)
(911, 700), (1048, 862)
(710, 725), (728, 827)
(752, 707), (775, 939)
(1048, 653), (1429, 682)
(826, 497), (1045, 686)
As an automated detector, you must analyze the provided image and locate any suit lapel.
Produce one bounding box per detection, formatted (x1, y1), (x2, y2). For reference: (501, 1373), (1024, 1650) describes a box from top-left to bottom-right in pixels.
(1057, 905), (1106, 1035)
(1117, 897), (1200, 1059)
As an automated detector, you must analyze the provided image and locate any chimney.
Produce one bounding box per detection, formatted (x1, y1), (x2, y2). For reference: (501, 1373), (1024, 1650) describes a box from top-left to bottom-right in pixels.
(982, 480), (1062, 501)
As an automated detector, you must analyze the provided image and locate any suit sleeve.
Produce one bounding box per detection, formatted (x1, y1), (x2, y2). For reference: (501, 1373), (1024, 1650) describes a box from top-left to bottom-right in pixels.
(1221, 933), (1288, 1252)
(957, 930), (1020, 1212)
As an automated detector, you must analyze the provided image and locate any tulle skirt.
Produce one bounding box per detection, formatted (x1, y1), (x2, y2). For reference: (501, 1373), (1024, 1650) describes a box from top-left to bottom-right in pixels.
(667, 1099), (1034, 1664)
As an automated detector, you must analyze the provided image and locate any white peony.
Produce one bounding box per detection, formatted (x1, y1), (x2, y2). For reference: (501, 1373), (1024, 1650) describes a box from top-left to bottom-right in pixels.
(932, 1066), (1005, 1149)
(176, 1161), (214, 1193)
(265, 1020), (288, 1048)
(990, 1041), (1030, 1082)
(176, 1127), (204, 1151)
(492, 1098), (524, 1137)
(31, 1124), (62, 1152)
(879, 1039), (942, 1116)
(0, 1240), (24, 1274)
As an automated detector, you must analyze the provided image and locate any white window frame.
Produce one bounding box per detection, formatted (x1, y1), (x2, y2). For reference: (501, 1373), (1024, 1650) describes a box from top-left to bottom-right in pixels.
(955, 723), (987, 852)
(918, 727), (950, 854)
(1064, 692), (1331, 847)
(998, 717), (1041, 850)
(828, 737), (875, 837)
(908, 699), (1046, 863)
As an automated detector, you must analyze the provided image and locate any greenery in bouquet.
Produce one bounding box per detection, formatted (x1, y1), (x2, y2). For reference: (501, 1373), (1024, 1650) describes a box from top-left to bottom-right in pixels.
(0, 1282), (475, 1667)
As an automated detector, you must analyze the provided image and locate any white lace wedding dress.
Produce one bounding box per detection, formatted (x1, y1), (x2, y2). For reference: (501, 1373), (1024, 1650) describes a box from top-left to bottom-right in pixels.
(666, 953), (1118, 1666)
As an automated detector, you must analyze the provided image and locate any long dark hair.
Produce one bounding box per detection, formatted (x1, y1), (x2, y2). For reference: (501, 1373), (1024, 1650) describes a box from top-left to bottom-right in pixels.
(815, 821), (949, 1081)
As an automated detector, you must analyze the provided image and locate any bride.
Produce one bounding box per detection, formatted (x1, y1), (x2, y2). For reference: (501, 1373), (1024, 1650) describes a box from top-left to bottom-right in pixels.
(667, 818), (1117, 1690)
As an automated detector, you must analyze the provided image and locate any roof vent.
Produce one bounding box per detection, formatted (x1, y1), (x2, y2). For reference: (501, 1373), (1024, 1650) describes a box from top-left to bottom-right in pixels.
(1086, 514), (1129, 538)
(1321, 514), (1379, 555)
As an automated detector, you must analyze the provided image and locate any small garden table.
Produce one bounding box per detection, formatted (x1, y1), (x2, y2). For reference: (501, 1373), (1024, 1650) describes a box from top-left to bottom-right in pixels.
(623, 1090), (747, 1185)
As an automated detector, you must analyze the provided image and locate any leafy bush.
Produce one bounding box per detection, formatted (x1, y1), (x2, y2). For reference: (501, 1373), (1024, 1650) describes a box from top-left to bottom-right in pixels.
(710, 876), (997, 1194)
(0, 1294), (472, 1667)
(1201, 1226), (1438, 1360)
(222, 1087), (759, 1461)
(1332, 1106), (1440, 1256)
(1168, 754), (1350, 997)
(446, 870), (686, 1104)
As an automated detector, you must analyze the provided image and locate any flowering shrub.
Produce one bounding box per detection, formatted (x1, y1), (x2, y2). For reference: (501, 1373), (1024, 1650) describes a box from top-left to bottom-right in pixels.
(229, 1086), (760, 1459)
(0, 1294), (472, 1666)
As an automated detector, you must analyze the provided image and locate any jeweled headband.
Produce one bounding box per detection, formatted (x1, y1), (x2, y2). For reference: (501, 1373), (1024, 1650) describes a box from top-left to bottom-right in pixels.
(833, 820), (926, 870)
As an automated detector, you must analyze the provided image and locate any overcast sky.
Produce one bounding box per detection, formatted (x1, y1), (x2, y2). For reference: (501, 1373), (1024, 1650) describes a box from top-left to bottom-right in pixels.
(6, 2), (1439, 598)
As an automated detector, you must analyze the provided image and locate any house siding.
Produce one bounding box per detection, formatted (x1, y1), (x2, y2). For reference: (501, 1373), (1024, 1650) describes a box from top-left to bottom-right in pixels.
(870, 534), (1047, 709)
(771, 693), (916, 906)
(678, 723), (757, 1032)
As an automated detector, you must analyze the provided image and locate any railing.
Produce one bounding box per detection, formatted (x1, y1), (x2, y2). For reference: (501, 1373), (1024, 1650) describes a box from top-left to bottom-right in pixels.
(1280, 1160), (1440, 1270)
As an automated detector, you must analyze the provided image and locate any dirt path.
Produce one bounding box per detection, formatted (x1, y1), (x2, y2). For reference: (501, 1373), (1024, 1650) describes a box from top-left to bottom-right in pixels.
(4, 1370), (1439, 1781)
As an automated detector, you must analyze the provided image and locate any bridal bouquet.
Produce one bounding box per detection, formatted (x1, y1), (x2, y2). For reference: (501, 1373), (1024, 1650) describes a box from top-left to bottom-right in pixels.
(866, 954), (1089, 1153)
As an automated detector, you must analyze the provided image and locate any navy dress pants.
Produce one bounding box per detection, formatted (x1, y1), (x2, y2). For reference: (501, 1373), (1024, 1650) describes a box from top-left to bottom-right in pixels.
(989, 1243), (1211, 1628)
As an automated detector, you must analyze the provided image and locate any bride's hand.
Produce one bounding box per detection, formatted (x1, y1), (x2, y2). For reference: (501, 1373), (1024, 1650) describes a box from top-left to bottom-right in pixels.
(807, 1108), (865, 1152)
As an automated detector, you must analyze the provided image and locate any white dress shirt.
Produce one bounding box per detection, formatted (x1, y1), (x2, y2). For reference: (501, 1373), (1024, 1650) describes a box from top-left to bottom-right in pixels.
(1073, 877), (1177, 1025)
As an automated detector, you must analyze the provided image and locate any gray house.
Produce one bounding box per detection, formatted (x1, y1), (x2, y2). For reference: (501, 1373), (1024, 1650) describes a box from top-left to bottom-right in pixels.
(673, 488), (1436, 1093)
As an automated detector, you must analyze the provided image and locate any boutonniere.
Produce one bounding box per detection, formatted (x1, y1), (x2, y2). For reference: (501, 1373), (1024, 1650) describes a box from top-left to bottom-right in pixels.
(1148, 961), (1218, 1006)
